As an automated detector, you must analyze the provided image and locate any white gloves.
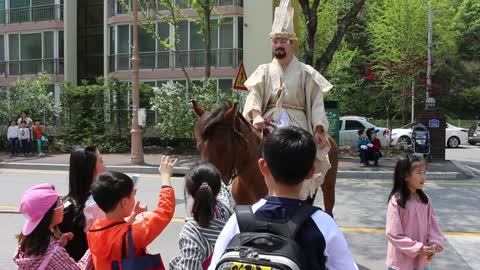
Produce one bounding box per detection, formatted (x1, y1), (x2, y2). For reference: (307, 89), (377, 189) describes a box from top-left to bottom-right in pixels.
(360, 145), (368, 150)
(367, 143), (373, 148)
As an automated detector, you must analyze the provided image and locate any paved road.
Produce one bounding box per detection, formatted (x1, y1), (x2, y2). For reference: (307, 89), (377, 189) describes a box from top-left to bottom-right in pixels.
(0, 169), (479, 269)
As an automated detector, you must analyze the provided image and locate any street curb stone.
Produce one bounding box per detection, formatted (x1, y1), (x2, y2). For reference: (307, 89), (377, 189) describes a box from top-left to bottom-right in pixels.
(0, 162), (469, 180)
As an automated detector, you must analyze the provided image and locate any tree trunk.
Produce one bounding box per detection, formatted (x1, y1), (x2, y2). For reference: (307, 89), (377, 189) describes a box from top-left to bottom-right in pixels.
(298, 0), (320, 66)
(314, 0), (366, 74)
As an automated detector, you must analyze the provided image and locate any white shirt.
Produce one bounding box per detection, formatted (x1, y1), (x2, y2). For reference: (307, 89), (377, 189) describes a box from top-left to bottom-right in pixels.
(208, 199), (359, 270)
(18, 127), (30, 140)
(7, 126), (19, 139)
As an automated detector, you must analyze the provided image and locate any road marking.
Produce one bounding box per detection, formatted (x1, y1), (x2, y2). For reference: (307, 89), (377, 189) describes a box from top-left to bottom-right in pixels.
(2, 206), (479, 237)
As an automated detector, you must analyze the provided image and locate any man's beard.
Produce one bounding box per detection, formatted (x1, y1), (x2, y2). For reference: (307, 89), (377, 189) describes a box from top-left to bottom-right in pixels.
(274, 48), (286, 59)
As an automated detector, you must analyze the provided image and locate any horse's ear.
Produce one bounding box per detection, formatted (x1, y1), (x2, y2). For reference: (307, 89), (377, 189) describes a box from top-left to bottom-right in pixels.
(192, 100), (205, 118)
(223, 103), (238, 126)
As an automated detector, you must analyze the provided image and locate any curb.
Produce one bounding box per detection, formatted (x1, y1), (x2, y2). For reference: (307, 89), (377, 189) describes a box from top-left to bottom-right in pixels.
(0, 162), (469, 180)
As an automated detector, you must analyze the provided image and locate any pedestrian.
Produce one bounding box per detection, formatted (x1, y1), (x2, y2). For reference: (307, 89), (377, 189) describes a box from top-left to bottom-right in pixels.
(366, 127), (382, 166)
(170, 162), (233, 270)
(18, 111), (33, 129)
(357, 128), (372, 166)
(208, 127), (358, 270)
(7, 119), (19, 157)
(18, 111), (34, 155)
(33, 119), (45, 157)
(58, 146), (106, 261)
(13, 183), (92, 270)
(87, 155), (176, 270)
(18, 121), (31, 157)
(386, 155), (444, 270)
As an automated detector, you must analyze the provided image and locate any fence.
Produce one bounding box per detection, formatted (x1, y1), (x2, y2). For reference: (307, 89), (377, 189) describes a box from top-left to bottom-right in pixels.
(109, 49), (242, 72)
(371, 119), (477, 129)
(107, 0), (243, 17)
(0, 58), (64, 77)
(0, 4), (63, 24)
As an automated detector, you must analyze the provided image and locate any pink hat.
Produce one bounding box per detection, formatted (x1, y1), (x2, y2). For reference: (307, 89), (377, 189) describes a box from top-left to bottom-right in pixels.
(19, 183), (59, 235)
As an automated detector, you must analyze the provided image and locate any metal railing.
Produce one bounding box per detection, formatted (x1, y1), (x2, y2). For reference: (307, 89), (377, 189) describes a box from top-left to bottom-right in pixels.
(0, 4), (63, 24)
(107, 0), (242, 17)
(109, 48), (242, 72)
(0, 58), (64, 76)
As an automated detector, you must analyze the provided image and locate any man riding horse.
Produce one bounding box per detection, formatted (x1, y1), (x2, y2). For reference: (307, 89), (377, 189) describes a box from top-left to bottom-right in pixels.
(243, 0), (333, 201)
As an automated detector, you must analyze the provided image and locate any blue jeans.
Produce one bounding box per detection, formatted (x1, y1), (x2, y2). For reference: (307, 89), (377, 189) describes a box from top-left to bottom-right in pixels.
(9, 138), (18, 155)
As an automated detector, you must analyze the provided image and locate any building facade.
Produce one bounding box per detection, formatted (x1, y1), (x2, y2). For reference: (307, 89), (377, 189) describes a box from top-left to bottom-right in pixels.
(0, 0), (274, 103)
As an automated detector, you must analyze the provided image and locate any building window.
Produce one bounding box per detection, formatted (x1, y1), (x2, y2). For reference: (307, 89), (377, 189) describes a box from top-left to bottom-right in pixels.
(6, 31), (63, 76)
(0, 34), (5, 76)
(7, 0), (59, 24)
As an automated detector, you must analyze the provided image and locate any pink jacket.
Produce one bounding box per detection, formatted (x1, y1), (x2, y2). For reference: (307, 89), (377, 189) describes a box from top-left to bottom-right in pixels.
(386, 196), (444, 270)
(13, 237), (92, 270)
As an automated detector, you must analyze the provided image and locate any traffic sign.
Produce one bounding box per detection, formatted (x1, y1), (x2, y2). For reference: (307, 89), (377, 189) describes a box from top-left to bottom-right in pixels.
(233, 62), (248, 91)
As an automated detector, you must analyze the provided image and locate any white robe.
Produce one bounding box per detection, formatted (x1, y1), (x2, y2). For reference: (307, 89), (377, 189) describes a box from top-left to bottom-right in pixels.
(243, 55), (332, 199)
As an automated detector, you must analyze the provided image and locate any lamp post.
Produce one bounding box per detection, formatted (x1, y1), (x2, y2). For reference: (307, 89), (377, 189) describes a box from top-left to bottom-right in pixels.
(130, 0), (144, 164)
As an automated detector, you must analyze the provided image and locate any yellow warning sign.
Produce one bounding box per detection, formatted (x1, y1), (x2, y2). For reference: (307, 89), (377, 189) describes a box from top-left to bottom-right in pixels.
(233, 62), (248, 91)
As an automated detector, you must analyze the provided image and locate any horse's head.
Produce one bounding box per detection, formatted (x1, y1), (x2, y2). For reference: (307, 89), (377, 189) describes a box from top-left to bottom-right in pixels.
(192, 100), (259, 184)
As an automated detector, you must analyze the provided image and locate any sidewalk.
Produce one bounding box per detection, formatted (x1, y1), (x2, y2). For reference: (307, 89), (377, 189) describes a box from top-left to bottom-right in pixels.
(0, 152), (470, 180)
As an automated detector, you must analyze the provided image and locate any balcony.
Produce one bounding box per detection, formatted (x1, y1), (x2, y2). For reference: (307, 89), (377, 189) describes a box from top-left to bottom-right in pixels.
(107, 0), (242, 17)
(0, 58), (64, 76)
(0, 4), (63, 24)
(109, 48), (242, 72)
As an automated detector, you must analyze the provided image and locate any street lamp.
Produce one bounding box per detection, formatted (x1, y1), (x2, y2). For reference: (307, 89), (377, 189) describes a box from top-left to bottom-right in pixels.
(130, 0), (144, 164)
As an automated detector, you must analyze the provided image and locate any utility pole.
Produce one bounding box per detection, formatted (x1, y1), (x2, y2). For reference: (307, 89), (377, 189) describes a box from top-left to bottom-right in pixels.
(426, 2), (433, 104)
(411, 80), (415, 123)
(130, 0), (144, 164)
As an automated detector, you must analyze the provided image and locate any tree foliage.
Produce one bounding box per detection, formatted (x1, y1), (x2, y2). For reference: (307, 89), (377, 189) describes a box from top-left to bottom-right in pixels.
(0, 73), (59, 125)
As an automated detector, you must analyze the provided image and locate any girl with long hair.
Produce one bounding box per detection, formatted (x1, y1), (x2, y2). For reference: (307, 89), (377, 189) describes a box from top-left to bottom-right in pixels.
(386, 155), (444, 270)
(169, 162), (233, 270)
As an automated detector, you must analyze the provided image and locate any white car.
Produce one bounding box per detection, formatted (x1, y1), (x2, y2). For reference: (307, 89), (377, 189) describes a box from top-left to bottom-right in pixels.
(390, 123), (469, 148)
(339, 116), (390, 147)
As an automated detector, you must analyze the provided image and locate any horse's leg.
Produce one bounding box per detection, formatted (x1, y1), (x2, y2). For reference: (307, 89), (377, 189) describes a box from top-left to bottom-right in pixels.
(321, 135), (338, 217)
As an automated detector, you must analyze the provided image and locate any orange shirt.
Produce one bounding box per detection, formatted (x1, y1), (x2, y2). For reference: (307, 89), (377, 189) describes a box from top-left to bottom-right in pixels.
(33, 125), (42, 139)
(87, 186), (175, 270)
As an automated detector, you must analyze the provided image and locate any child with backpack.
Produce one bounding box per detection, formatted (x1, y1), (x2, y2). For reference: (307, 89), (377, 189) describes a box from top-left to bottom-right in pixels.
(169, 162), (233, 270)
(386, 156), (444, 270)
(208, 126), (358, 270)
(87, 155), (176, 270)
(13, 183), (92, 270)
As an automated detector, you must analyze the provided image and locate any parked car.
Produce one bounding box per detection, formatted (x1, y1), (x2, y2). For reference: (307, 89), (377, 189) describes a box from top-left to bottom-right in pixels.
(338, 116), (390, 147)
(391, 123), (468, 148)
(468, 121), (480, 145)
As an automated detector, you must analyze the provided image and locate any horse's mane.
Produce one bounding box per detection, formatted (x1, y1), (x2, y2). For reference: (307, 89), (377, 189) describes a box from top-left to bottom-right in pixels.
(197, 104), (252, 141)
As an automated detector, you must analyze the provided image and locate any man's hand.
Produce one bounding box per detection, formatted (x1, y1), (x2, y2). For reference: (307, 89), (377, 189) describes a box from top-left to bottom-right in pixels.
(314, 126), (328, 149)
(252, 114), (265, 131)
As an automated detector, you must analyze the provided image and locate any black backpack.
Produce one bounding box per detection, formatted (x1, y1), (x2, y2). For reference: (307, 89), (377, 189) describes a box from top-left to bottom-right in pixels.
(215, 204), (319, 270)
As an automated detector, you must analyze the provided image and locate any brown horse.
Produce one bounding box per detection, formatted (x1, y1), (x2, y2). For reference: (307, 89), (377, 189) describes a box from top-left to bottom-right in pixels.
(192, 100), (338, 216)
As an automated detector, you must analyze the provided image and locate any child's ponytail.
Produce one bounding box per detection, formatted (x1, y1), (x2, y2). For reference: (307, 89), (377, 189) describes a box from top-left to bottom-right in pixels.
(185, 162), (222, 227)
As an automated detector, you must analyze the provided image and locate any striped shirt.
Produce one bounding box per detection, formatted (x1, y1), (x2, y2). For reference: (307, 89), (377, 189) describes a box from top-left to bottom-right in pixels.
(169, 200), (233, 270)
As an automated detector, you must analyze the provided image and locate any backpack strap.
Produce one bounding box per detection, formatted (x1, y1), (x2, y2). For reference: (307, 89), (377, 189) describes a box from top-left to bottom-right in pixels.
(236, 203), (318, 239)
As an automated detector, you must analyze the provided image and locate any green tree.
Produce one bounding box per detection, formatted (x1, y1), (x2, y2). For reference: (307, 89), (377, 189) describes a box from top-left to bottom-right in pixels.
(456, 0), (480, 60)
(0, 73), (59, 125)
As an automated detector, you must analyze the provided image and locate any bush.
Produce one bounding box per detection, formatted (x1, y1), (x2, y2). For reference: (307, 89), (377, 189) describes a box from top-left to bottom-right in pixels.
(150, 80), (239, 139)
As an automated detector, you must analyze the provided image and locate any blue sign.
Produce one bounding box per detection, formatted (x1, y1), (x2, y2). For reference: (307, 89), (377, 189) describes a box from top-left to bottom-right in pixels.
(429, 119), (440, 128)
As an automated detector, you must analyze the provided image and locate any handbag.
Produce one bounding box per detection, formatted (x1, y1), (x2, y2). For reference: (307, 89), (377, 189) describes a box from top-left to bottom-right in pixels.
(111, 227), (165, 270)
(41, 135), (48, 142)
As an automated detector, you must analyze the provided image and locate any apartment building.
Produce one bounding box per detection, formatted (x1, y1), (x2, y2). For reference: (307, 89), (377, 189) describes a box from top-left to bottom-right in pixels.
(0, 0), (274, 102)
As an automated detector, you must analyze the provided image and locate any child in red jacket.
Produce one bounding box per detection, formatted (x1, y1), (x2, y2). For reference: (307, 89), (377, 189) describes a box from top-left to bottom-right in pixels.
(367, 128), (382, 166)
